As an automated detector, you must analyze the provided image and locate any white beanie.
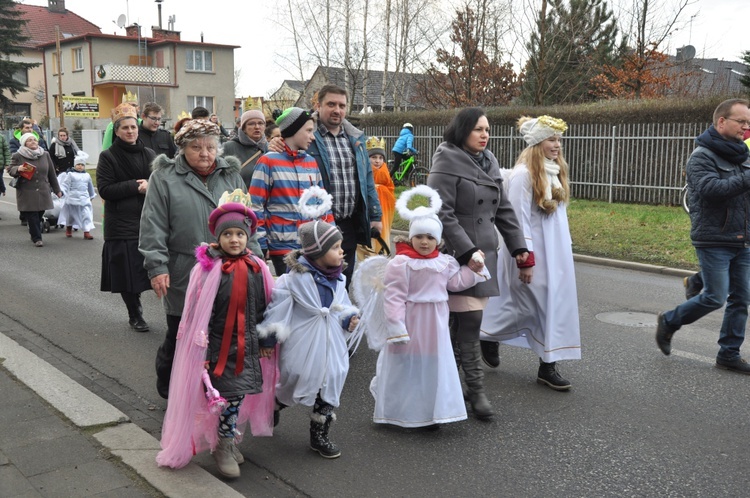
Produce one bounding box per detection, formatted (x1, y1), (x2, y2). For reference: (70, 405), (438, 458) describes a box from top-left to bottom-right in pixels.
(19, 132), (37, 147)
(409, 213), (442, 241)
(518, 115), (568, 146)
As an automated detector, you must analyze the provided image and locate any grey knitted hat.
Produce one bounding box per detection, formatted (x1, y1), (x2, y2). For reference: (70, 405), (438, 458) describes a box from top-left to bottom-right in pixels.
(275, 107), (313, 138)
(298, 219), (342, 261)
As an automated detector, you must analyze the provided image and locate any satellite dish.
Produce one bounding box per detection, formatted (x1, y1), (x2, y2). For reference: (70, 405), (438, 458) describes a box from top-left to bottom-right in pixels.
(116, 14), (126, 28)
(683, 45), (696, 61)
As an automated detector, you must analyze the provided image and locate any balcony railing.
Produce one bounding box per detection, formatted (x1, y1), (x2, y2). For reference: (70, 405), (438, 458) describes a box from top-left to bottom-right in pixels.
(94, 63), (170, 85)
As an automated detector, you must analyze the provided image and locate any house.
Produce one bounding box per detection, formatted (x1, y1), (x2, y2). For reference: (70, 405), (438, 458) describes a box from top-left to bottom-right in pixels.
(295, 66), (425, 113)
(666, 48), (748, 97)
(265, 79), (306, 116)
(38, 23), (238, 131)
(7, 0), (100, 128)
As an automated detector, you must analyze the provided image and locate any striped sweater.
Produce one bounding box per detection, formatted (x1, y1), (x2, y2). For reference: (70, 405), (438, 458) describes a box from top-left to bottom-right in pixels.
(249, 145), (334, 256)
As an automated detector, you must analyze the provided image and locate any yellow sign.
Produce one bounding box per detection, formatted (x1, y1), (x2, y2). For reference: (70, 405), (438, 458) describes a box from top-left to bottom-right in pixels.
(62, 96), (99, 117)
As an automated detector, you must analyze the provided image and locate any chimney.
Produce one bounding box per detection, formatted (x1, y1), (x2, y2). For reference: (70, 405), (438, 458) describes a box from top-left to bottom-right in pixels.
(151, 27), (180, 41)
(125, 24), (141, 37)
(48, 0), (66, 13)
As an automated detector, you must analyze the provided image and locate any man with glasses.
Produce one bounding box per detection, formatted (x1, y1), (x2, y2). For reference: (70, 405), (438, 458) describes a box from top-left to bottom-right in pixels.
(223, 109), (268, 188)
(656, 98), (750, 374)
(139, 102), (176, 159)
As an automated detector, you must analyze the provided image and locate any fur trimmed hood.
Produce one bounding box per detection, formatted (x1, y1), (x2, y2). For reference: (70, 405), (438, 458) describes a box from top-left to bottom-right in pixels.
(151, 152), (241, 174)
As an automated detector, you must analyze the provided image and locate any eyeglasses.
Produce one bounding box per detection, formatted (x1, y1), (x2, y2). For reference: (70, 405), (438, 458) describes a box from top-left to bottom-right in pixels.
(145, 115), (162, 122)
(246, 121), (265, 127)
(725, 117), (750, 127)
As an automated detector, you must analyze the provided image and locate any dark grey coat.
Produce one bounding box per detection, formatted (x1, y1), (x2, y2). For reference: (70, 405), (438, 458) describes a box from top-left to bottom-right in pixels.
(8, 151), (61, 212)
(427, 142), (526, 297)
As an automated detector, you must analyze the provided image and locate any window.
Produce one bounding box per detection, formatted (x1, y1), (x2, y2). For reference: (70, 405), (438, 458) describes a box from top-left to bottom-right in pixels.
(187, 96), (214, 111)
(72, 47), (83, 71)
(12, 68), (28, 85)
(52, 52), (64, 75)
(186, 49), (213, 72)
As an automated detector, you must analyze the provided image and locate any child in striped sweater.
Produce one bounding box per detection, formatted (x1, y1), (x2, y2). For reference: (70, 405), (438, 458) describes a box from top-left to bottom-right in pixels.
(249, 107), (334, 275)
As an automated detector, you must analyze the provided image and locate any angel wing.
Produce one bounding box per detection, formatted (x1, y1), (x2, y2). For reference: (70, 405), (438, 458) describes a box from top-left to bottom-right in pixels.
(348, 255), (394, 354)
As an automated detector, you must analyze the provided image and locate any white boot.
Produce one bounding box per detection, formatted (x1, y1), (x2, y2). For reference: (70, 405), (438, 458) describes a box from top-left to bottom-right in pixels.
(213, 438), (240, 478)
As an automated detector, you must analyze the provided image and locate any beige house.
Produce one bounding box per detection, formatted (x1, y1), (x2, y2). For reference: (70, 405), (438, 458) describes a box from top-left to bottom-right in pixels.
(7, 0), (100, 128)
(39, 24), (238, 131)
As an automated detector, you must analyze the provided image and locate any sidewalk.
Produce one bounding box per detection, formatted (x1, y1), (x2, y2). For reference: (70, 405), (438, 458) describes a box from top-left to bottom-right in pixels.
(0, 254), (693, 497)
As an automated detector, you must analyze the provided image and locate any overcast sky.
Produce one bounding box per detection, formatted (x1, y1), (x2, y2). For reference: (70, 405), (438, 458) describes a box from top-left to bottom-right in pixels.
(21, 0), (748, 98)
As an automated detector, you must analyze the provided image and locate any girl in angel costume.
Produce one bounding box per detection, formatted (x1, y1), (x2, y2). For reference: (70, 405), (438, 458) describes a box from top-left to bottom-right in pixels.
(258, 186), (359, 459)
(58, 151), (96, 238)
(353, 185), (489, 428)
(156, 190), (277, 479)
(479, 116), (581, 391)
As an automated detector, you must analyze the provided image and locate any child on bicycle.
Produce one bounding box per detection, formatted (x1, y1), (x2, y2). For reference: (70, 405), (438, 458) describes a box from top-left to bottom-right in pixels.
(358, 137), (395, 259)
(391, 122), (418, 171)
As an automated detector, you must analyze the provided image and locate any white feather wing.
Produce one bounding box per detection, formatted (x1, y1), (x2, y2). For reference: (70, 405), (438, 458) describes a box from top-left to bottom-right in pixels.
(348, 256), (392, 353)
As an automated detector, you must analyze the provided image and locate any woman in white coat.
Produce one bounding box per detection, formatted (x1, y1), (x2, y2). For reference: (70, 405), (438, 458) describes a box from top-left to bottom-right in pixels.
(480, 115), (581, 390)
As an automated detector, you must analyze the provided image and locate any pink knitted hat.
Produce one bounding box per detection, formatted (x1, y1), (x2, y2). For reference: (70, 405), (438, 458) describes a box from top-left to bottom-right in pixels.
(208, 202), (258, 239)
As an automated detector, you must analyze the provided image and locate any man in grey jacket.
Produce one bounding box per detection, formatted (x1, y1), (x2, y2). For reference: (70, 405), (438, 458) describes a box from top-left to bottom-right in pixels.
(656, 98), (750, 374)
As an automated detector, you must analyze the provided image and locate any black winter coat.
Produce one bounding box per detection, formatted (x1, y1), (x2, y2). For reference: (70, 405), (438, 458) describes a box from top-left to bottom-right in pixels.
(97, 138), (156, 240)
(687, 146), (750, 248)
(138, 125), (177, 159)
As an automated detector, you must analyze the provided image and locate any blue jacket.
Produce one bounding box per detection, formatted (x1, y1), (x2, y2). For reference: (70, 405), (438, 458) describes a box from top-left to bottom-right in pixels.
(687, 145), (750, 248)
(307, 119), (382, 246)
(392, 128), (417, 155)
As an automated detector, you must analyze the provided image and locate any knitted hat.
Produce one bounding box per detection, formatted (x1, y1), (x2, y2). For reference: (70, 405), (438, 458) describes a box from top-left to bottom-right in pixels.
(174, 119), (221, 148)
(112, 103), (138, 123)
(276, 107), (313, 138)
(366, 136), (386, 157)
(208, 202), (258, 239)
(241, 109), (265, 130)
(298, 219), (342, 261)
(409, 213), (442, 241)
(73, 151), (89, 166)
(19, 132), (37, 147)
(518, 115), (568, 146)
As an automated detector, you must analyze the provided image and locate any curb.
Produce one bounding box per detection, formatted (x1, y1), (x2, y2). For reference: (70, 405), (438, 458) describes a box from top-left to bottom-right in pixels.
(0, 332), (243, 498)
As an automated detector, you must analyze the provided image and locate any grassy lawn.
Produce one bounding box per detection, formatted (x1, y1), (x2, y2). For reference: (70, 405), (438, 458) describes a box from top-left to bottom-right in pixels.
(391, 186), (697, 271)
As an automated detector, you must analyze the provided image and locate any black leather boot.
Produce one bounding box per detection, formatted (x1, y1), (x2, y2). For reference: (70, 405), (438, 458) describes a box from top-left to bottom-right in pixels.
(537, 359), (572, 391)
(459, 341), (495, 420)
(122, 293), (149, 332)
(309, 399), (341, 458)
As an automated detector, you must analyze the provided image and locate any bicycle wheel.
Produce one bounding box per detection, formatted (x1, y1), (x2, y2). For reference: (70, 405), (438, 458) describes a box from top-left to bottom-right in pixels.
(408, 166), (430, 187)
(681, 184), (689, 214)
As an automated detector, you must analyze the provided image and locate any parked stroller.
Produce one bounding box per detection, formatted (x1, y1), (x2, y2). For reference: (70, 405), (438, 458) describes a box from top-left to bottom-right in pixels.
(42, 192), (64, 232)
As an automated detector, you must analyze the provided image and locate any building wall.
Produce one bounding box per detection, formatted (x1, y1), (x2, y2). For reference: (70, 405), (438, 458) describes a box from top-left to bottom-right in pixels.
(7, 49), (45, 125)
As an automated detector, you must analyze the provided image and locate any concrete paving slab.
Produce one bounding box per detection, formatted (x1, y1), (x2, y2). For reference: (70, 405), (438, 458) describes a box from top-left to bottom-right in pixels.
(4, 434), (101, 477)
(0, 464), (43, 497)
(0, 334), (128, 428)
(28, 459), (137, 497)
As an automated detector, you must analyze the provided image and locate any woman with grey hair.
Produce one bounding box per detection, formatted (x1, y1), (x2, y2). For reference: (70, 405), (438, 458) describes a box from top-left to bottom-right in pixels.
(98, 103), (156, 332)
(139, 118), (261, 399)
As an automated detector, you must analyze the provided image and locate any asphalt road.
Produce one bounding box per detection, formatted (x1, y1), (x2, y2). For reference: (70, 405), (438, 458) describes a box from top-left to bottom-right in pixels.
(1, 180), (749, 497)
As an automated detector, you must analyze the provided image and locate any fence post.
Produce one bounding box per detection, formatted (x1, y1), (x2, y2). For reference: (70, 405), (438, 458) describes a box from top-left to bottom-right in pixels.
(608, 125), (616, 204)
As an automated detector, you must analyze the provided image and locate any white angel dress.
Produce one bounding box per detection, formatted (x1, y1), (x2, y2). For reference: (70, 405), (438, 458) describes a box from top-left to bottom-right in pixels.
(258, 251), (357, 408)
(58, 169), (96, 231)
(369, 250), (488, 427)
(480, 164), (581, 363)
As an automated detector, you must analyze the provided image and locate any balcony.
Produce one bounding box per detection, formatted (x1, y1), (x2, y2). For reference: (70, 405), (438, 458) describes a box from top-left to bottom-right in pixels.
(94, 63), (170, 85)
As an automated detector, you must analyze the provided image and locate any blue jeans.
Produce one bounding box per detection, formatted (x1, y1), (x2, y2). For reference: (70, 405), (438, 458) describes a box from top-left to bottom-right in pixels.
(664, 246), (750, 359)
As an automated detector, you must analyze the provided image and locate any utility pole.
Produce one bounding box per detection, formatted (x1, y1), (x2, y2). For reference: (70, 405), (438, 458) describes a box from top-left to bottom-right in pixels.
(56, 26), (64, 127)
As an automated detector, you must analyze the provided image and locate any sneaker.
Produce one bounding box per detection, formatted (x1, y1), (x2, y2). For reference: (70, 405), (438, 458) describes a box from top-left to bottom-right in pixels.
(715, 356), (750, 375)
(480, 340), (500, 368)
(655, 312), (675, 356)
(34, 240), (43, 247)
(683, 274), (702, 300)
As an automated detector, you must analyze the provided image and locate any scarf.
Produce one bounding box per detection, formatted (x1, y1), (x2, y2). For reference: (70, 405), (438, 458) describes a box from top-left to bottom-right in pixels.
(543, 158), (562, 201)
(52, 137), (80, 159)
(395, 242), (439, 259)
(109, 137), (151, 176)
(465, 149), (492, 174)
(305, 256), (344, 280)
(213, 251), (262, 378)
(237, 129), (268, 151)
(695, 126), (749, 164)
(17, 145), (45, 160)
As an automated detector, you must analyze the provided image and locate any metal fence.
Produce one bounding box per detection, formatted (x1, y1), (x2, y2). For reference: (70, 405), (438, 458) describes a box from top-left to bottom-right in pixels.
(365, 123), (710, 206)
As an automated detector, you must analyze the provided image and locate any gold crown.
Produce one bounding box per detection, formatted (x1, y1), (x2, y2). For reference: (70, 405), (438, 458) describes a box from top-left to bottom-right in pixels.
(112, 103), (138, 122)
(177, 110), (191, 120)
(366, 136), (386, 150)
(218, 189), (252, 207)
(121, 90), (138, 104)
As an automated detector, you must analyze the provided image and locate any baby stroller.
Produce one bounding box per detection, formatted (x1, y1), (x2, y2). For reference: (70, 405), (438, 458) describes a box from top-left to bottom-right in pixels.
(43, 192), (64, 232)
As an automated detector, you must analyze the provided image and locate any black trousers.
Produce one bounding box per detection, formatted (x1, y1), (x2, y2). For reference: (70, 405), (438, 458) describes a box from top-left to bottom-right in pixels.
(336, 216), (359, 290)
(155, 314), (181, 396)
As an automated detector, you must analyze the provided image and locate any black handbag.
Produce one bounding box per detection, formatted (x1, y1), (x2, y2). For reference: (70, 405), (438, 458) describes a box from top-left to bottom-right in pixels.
(8, 177), (18, 188)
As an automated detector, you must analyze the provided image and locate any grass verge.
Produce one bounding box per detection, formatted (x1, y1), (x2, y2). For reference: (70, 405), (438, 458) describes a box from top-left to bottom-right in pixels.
(391, 187), (697, 271)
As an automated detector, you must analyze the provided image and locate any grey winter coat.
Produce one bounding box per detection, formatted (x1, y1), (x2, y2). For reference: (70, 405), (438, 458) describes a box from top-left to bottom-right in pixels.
(222, 137), (265, 188)
(138, 153), (262, 316)
(687, 146), (750, 248)
(427, 142), (526, 297)
(8, 151), (61, 212)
